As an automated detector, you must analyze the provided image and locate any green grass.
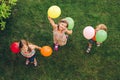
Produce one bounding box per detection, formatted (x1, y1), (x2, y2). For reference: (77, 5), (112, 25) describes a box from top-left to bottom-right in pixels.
(0, 0), (120, 80)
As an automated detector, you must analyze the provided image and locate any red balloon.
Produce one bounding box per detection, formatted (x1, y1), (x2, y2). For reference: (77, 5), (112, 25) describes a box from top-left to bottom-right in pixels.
(10, 42), (20, 54)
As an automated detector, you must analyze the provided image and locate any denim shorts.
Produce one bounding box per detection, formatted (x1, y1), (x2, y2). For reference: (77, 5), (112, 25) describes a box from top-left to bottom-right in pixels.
(88, 39), (96, 45)
(28, 54), (36, 62)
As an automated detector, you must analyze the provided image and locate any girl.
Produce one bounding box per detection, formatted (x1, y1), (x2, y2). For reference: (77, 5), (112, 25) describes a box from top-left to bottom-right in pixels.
(86, 24), (107, 53)
(19, 39), (41, 66)
(48, 17), (73, 51)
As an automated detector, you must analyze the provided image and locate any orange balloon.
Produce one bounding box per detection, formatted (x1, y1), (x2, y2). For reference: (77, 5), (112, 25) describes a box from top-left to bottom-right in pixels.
(92, 30), (96, 41)
(40, 46), (52, 57)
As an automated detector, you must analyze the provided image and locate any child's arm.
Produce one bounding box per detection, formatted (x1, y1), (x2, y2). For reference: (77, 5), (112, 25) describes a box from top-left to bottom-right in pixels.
(35, 45), (41, 50)
(48, 16), (57, 29)
(30, 44), (41, 50)
(65, 29), (73, 35)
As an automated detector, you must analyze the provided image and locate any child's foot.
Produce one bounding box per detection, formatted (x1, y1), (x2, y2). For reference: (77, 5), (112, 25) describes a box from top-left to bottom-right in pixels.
(97, 44), (100, 47)
(54, 44), (58, 51)
(86, 47), (91, 53)
(25, 59), (30, 65)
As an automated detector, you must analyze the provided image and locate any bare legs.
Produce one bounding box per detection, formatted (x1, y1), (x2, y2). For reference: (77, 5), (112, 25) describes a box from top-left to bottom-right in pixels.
(86, 42), (101, 53)
(25, 58), (37, 66)
(86, 42), (92, 53)
(34, 58), (37, 66)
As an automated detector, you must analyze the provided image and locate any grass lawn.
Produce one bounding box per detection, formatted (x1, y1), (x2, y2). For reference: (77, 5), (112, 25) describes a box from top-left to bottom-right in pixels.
(0, 0), (120, 80)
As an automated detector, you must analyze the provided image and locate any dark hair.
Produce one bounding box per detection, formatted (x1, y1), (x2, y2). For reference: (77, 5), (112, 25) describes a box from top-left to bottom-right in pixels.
(19, 40), (32, 52)
(19, 40), (23, 49)
(58, 19), (68, 30)
(59, 19), (68, 28)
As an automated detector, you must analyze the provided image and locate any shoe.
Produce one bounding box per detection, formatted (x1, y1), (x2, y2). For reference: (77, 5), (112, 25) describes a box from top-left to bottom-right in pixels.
(54, 44), (58, 51)
(86, 47), (91, 53)
(97, 44), (100, 47)
(25, 59), (29, 65)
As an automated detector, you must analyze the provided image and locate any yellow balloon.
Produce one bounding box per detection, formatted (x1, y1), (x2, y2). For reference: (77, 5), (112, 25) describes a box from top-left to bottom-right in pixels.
(48, 5), (61, 18)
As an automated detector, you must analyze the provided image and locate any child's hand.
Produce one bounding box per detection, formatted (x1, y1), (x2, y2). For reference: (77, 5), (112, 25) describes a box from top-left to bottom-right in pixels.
(39, 47), (42, 50)
(64, 28), (68, 32)
(48, 16), (50, 18)
(65, 28), (73, 35)
(48, 16), (52, 19)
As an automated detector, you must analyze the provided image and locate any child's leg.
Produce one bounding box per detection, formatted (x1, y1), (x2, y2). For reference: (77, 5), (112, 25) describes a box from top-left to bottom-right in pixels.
(53, 38), (59, 51)
(26, 59), (30, 65)
(34, 58), (37, 66)
(86, 42), (92, 53)
(86, 39), (95, 53)
(54, 43), (59, 51)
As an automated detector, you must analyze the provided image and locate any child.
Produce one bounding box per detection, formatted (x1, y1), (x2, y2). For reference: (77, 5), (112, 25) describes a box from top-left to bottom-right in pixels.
(86, 24), (107, 53)
(19, 39), (41, 66)
(48, 17), (73, 51)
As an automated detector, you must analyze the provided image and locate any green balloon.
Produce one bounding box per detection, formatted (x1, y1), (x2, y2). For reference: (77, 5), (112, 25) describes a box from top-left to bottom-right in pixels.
(65, 17), (74, 30)
(96, 30), (107, 43)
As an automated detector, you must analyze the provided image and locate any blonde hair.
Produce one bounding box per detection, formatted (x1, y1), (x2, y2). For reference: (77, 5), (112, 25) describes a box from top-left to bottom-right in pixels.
(96, 24), (107, 31)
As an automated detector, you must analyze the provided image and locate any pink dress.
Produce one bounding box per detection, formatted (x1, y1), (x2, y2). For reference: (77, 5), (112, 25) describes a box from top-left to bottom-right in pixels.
(53, 27), (67, 46)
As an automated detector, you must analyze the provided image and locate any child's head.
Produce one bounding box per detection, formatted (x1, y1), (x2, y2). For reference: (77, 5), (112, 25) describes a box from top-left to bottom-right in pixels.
(95, 24), (107, 31)
(19, 39), (28, 48)
(19, 39), (31, 52)
(58, 19), (68, 30)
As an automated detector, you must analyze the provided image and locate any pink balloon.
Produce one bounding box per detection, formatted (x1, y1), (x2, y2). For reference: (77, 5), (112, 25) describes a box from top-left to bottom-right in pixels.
(83, 26), (95, 39)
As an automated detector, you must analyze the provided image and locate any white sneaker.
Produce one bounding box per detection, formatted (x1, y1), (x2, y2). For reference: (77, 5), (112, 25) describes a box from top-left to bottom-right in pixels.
(97, 44), (100, 47)
(86, 47), (91, 53)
